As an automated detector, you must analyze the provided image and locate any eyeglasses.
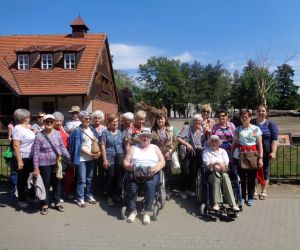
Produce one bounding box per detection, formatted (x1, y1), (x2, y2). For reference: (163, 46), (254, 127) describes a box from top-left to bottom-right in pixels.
(37, 116), (44, 119)
(45, 120), (54, 124)
(83, 118), (91, 120)
(218, 115), (227, 118)
(241, 116), (249, 119)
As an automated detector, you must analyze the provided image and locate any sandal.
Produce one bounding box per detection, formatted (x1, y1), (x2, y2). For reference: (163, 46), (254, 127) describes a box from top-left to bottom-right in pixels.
(253, 192), (258, 200)
(260, 192), (267, 200)
(55, 204), (65, 212)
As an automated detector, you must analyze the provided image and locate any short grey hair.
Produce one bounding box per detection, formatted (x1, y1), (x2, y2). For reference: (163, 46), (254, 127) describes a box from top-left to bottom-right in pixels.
(122, 112), (134, 121)
(192, 114), (203, 122)
(52, 111), (64, 121)
(91, 110), (105, 120)
(14, 109), (30, 123)
(135, 110), (146, 119)
(78, 111), (90, 120)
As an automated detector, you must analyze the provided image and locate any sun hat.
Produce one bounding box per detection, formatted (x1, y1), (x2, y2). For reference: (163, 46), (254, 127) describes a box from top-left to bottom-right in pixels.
(68, 106), (81, 113)
(137, 127), (152, 137)
(43, 114), (55, 120)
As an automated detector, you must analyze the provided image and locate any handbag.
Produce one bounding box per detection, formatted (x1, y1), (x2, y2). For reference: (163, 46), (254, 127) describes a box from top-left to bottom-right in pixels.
(80, 127), (100, 154)
(236, 127), (261, 170)
(42, 133), (72, 173)
(239, 151), (260, 170)
(56, 156), (64, 180)
(133, 166), (154, 183)
(171, 151), (180, 170)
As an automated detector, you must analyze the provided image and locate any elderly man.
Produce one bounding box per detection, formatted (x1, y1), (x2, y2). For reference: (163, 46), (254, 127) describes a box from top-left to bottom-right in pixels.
(64, 106), (81, 134)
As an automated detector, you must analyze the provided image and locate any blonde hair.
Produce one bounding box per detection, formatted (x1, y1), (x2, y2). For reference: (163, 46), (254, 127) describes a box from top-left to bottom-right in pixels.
(201, 104), (212, 113)
(135, 110), (146, 119)
(107, 114), (118, 124)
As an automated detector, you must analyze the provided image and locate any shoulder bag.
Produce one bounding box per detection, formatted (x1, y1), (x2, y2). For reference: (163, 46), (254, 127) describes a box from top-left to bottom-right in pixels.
(80, 127), (100, 154)
(237, 127), (260, 170)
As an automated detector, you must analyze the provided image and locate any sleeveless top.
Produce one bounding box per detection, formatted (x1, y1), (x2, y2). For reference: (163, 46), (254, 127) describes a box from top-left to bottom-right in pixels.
(131, 144), (159, 168)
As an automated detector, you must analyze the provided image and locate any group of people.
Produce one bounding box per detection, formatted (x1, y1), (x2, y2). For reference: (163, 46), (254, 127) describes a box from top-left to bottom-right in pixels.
(6, 103), (278, 224)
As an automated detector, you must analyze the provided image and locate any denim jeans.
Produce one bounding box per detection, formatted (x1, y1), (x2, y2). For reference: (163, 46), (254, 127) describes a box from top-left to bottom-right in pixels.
(125, 172), (159, 214)
(39, 165), (60, 206)
(75, 160), (95, 200)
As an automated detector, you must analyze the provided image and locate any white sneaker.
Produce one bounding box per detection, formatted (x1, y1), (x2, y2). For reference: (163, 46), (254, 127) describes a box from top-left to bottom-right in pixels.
(19, 201), (29, 208)
(87, 196), (97, 204)
(60, 199), (64, 203)
(212, 203), (220, 211)
(181, 192), (187, 200)
(143, 214), (151, 225)
(77, 199), (86, 208)
(127, 211), (137, 223)
(232, 204), (240, 212)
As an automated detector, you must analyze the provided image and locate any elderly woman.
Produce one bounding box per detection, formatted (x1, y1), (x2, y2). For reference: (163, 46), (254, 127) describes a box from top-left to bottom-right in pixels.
(124, 110), (146, 151)
(100, 114), (124, 206)
(69, 111), (100, 207)
(151, 113), (178, 200)
(31, 111), (45, 134)
(252, 104), (278, 200)
(203, 135), (240, 212)
(53, 111), (74, 199)
(230, 110), (263, 207)
(91, 109), (107, 137)
(200, 104), (215, 147)
(32, 114), (70, 215)
(177, 114), (204, 199)
(12, 109), (35, 208)
(123, 128), (165, 225)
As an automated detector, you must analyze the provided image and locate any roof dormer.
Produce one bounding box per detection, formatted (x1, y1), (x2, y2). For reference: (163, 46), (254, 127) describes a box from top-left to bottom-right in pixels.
(70, 16), (89, 38)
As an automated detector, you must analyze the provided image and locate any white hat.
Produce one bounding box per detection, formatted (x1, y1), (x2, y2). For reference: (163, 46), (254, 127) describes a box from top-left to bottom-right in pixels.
(138, 127), (152, 137)
(43, 114), (55, 120)
(68, 106), (81, 113)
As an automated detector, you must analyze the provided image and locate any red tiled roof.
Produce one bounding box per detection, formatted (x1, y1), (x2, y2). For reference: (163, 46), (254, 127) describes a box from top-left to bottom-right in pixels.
(70, 16), (89, 30)
(0, 34), (107, 95)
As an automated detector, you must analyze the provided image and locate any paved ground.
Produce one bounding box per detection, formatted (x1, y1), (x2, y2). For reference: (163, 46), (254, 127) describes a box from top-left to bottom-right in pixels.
(0, 184), (300, 250)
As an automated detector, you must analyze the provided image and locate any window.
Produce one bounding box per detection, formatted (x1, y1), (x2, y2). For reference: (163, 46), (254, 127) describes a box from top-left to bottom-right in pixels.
(18, 54), (29, 70)
(64, 53), (76, 69)
(41, 54), (53, 69)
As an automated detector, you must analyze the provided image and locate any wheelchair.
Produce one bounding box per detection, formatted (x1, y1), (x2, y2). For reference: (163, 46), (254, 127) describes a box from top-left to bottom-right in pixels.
(196, 166), (242, 219)
(120, 170), (166, 221)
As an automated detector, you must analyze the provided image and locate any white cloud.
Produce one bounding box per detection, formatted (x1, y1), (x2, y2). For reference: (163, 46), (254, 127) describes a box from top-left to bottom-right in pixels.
(172, 52), (194, 62)
(110, 43), (164, 70)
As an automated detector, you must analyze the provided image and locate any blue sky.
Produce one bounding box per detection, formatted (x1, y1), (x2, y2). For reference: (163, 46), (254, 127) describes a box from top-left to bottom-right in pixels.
(1, 0), (300, 84)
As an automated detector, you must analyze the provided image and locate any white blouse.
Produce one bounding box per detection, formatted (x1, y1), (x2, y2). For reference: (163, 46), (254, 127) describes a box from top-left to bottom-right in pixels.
(202, 147), (229, 167)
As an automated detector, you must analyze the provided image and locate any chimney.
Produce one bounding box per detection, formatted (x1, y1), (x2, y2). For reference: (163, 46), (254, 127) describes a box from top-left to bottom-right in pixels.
(70, 16), (89, 38)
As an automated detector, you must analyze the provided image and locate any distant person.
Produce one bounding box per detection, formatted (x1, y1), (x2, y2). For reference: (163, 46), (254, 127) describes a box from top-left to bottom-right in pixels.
(200, 104), (215, 147)
(91, 110), (107, 137)
(252, 104), (278, 200)
(12, 109), (35, 209)
(31, 112), (45, 133)
(64, 106), (81, 134)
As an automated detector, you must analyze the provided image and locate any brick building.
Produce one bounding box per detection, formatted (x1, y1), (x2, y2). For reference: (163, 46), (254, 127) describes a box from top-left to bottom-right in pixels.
(0, 16), (118, 130)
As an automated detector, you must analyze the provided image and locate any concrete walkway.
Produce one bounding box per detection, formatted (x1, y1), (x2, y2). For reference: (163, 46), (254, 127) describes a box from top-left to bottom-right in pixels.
(0, 184), (299, 250)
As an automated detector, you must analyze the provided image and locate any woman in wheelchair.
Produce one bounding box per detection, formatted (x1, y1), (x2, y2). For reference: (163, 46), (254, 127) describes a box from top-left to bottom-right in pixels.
(203, 135), (240, 212)
(123, 128), (165, 225)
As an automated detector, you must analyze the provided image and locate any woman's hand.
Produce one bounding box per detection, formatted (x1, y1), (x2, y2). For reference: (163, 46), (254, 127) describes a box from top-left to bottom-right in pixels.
(32, 168), (40, 177)
(125, 163), (134, 171)
(258, 158), (263, 168)
(17, 160), (24, 170)
(269, 152), (276, 160)
(103, 160), (110, 169)
(186, 143), (194, 152)
(150, 165), (160, 174)
(164, 151), (171, 159)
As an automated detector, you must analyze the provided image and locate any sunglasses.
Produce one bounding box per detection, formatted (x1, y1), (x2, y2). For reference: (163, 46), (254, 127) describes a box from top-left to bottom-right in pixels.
(202, 110), (210, 114)
(44, 120), (54, 124)
(37, 116), (44, 118)
(83, 117), (91, 120)
(219, 115), (227, 118)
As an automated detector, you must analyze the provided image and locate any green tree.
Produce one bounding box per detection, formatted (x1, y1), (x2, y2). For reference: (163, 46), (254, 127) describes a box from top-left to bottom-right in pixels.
(274, 64), (299, 109)
(137, 57), (186, 117)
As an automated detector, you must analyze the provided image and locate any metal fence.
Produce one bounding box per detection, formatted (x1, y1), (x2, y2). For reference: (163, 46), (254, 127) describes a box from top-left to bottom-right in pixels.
(0, 143), (300, 182)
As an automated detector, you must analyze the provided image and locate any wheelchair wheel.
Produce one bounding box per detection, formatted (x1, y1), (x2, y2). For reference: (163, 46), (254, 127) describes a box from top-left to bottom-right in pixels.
(152, 204), (159, 221)
(159, 171), (166, 209)
(200, 203), (207, 216)
(196, 169), (203, 204)
(120, 206), (127, 220)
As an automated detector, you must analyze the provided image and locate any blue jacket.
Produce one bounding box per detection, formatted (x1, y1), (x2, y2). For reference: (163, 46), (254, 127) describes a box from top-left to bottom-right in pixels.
(68, 125), (99, 165)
